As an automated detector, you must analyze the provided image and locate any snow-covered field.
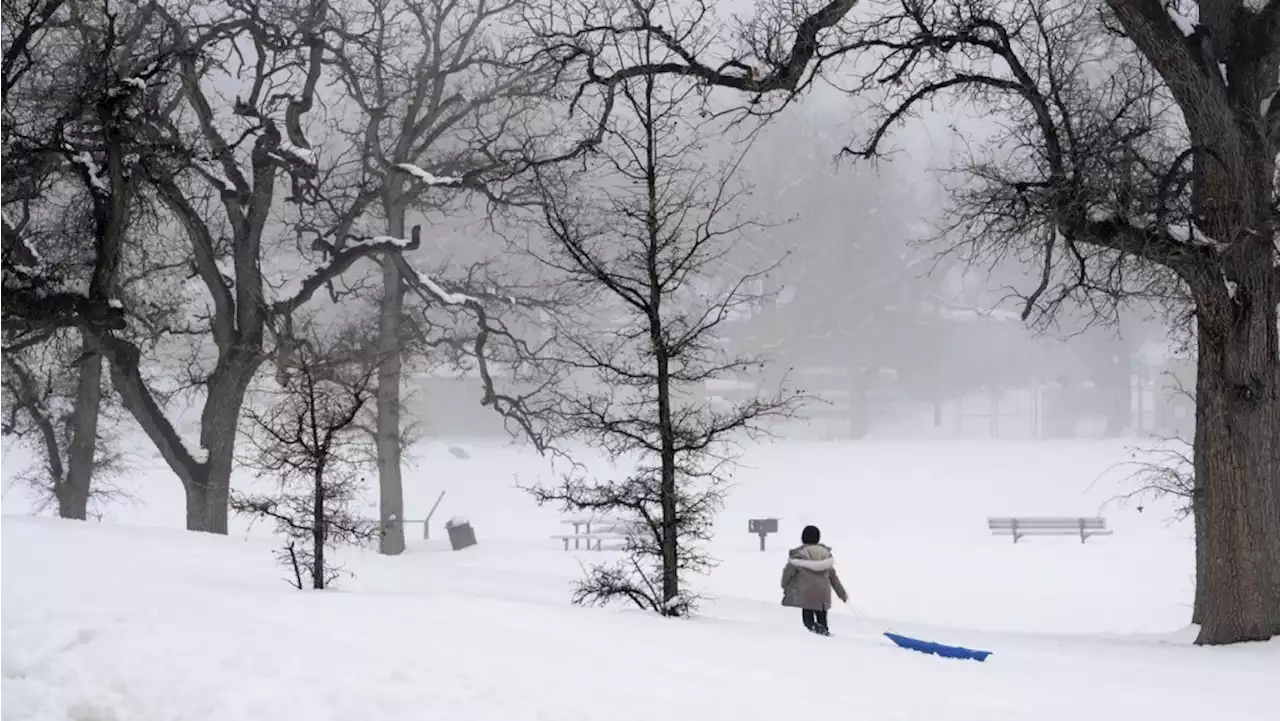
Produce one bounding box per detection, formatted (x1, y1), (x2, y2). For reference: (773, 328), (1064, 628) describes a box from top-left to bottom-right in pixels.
(3, 438), (1277, 720)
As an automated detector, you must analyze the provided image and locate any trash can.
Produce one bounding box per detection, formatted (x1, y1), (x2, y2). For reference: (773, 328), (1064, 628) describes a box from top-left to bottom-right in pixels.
(445, 517), (477, 551)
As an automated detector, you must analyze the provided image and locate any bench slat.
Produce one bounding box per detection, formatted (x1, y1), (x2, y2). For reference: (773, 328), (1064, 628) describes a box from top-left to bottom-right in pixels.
(988, 527), (1111, 532)
(983, 522), (1105, 527)
(988, 517), (1106, 524)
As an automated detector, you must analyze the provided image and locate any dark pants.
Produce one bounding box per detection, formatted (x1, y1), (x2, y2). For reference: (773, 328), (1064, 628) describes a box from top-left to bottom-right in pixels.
(802, 609), (829, 633)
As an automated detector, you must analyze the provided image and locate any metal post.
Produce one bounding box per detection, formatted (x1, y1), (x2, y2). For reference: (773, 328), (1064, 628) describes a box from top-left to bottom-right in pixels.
(423, 491), (446, 540)
(759, 533), (767, 552)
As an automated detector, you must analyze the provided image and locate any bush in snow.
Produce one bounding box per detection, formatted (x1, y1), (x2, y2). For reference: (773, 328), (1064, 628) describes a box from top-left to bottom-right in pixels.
(232, 320), (381, 589)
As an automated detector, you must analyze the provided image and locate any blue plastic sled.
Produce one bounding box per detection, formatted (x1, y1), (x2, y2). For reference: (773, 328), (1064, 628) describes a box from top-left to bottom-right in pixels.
(883, 632), (992, 662)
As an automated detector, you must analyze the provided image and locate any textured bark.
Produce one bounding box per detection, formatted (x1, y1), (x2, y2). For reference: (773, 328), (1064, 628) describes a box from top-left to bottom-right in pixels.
(59, 333), (104, 520)
(1189, 254), (1280, 644)
(313, 464), (326, 590)
(101, 333), (259, 534)
(375, 205), (408, 556)
(1098, 0), (1280, 644)
(184, 354), (258, 534)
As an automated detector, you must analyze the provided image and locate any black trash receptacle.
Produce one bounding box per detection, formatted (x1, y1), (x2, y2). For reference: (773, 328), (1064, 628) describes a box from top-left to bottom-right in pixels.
(445, 517), (477, 551)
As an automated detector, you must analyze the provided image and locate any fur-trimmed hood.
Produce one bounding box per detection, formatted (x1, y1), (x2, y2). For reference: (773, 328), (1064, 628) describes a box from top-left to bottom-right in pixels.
(788, 543), (834, 572)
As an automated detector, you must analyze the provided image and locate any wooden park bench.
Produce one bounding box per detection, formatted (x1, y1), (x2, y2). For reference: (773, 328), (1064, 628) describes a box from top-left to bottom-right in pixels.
(988, 516), (1113, 544)
(550, 516), (639, 551)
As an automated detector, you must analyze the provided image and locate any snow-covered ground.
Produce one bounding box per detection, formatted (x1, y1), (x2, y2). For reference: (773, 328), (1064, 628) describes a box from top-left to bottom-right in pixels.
(3, 438), (1277, 720)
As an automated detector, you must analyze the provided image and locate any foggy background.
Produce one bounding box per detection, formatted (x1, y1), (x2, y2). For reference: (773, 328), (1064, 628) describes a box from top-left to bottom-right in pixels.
(393, 84), (1192, 443)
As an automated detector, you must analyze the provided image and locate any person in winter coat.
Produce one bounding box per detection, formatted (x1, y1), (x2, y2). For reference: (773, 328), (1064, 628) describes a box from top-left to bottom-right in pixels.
(780, 525), (848, 635)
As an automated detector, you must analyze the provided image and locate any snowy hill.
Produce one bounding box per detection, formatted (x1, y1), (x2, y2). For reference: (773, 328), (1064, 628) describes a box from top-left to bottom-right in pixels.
(3, 439), (1278, 720)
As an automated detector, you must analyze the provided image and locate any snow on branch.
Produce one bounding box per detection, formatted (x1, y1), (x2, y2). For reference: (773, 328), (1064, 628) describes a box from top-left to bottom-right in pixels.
(1166, 221), (1226, 251)
(395, 163), (463, 187)
(390, 252), (561, 455)
(1166, 7), (1197, 37)
(66, 148), (108, 195)
(272, 229), (422, 317)
(398, 259), (477, 306)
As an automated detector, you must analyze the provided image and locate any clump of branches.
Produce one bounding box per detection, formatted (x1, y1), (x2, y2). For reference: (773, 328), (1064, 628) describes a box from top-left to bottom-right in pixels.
(231, 320), (381, 590)
(1106, 437), (1195, 522)
(522, 0), (807, 617)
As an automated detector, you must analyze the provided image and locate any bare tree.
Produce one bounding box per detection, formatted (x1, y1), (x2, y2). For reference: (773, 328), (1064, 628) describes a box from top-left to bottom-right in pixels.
(523, 0), (805, 616)
(231, 319), (381, 590)
(2, 0), (176, 518)
(4, 0), (426, 535)
(844, 0), (1279, 647)
(322, 0), (590, 554)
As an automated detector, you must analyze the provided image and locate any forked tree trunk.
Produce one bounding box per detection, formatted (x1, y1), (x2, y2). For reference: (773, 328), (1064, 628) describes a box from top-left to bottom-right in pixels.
(375, 205), (408, 556)
(106, 338), (259, 534)
(60, 333), (104, 520)
(1189, 253), (1280, 644)
(184, 356), (258, 533)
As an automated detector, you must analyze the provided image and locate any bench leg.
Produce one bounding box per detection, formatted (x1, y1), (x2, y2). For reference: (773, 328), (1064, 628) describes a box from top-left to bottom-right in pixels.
(563, 537), (570, 551)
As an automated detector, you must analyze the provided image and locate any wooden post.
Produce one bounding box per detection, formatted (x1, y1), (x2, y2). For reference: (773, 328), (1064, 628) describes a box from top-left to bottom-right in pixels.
(1079, 518), (1086, 544)
(1011, 518), (1019, 544)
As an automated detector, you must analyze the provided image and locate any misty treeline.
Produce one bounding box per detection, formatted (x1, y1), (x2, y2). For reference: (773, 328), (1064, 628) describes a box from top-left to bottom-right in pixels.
(3, 0), (1276, 644)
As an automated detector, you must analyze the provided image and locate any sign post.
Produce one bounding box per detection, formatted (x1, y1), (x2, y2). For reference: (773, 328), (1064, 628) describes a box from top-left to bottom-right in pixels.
(748, 518), (779, 551)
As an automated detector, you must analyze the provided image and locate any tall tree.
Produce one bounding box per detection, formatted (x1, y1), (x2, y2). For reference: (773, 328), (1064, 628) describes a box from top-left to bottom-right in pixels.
(325, 0), (591, 554)
(524, 0), (803, 615)
(526, 0), (1280, 645)
(2, 0), (174, 519)
(232, 318), (382, 590)
(102, 0), (417, 533)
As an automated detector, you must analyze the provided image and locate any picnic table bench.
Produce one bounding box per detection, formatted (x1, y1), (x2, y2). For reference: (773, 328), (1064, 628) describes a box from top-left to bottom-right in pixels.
(550, 516), (640, 551)
(988, 516), (1113, 544)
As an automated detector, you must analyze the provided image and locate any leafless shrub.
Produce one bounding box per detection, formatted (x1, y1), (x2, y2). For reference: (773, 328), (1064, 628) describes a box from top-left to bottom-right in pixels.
(231, 319), (382, 589)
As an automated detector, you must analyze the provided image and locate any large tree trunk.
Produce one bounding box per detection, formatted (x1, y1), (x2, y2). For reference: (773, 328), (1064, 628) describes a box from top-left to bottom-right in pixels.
(375, 207), (408, 556)
(1190, 255), (1280, 645)
(102, 334), (258, 534)
(59, 333), (104, 520)
(186, 353), (258, 533)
